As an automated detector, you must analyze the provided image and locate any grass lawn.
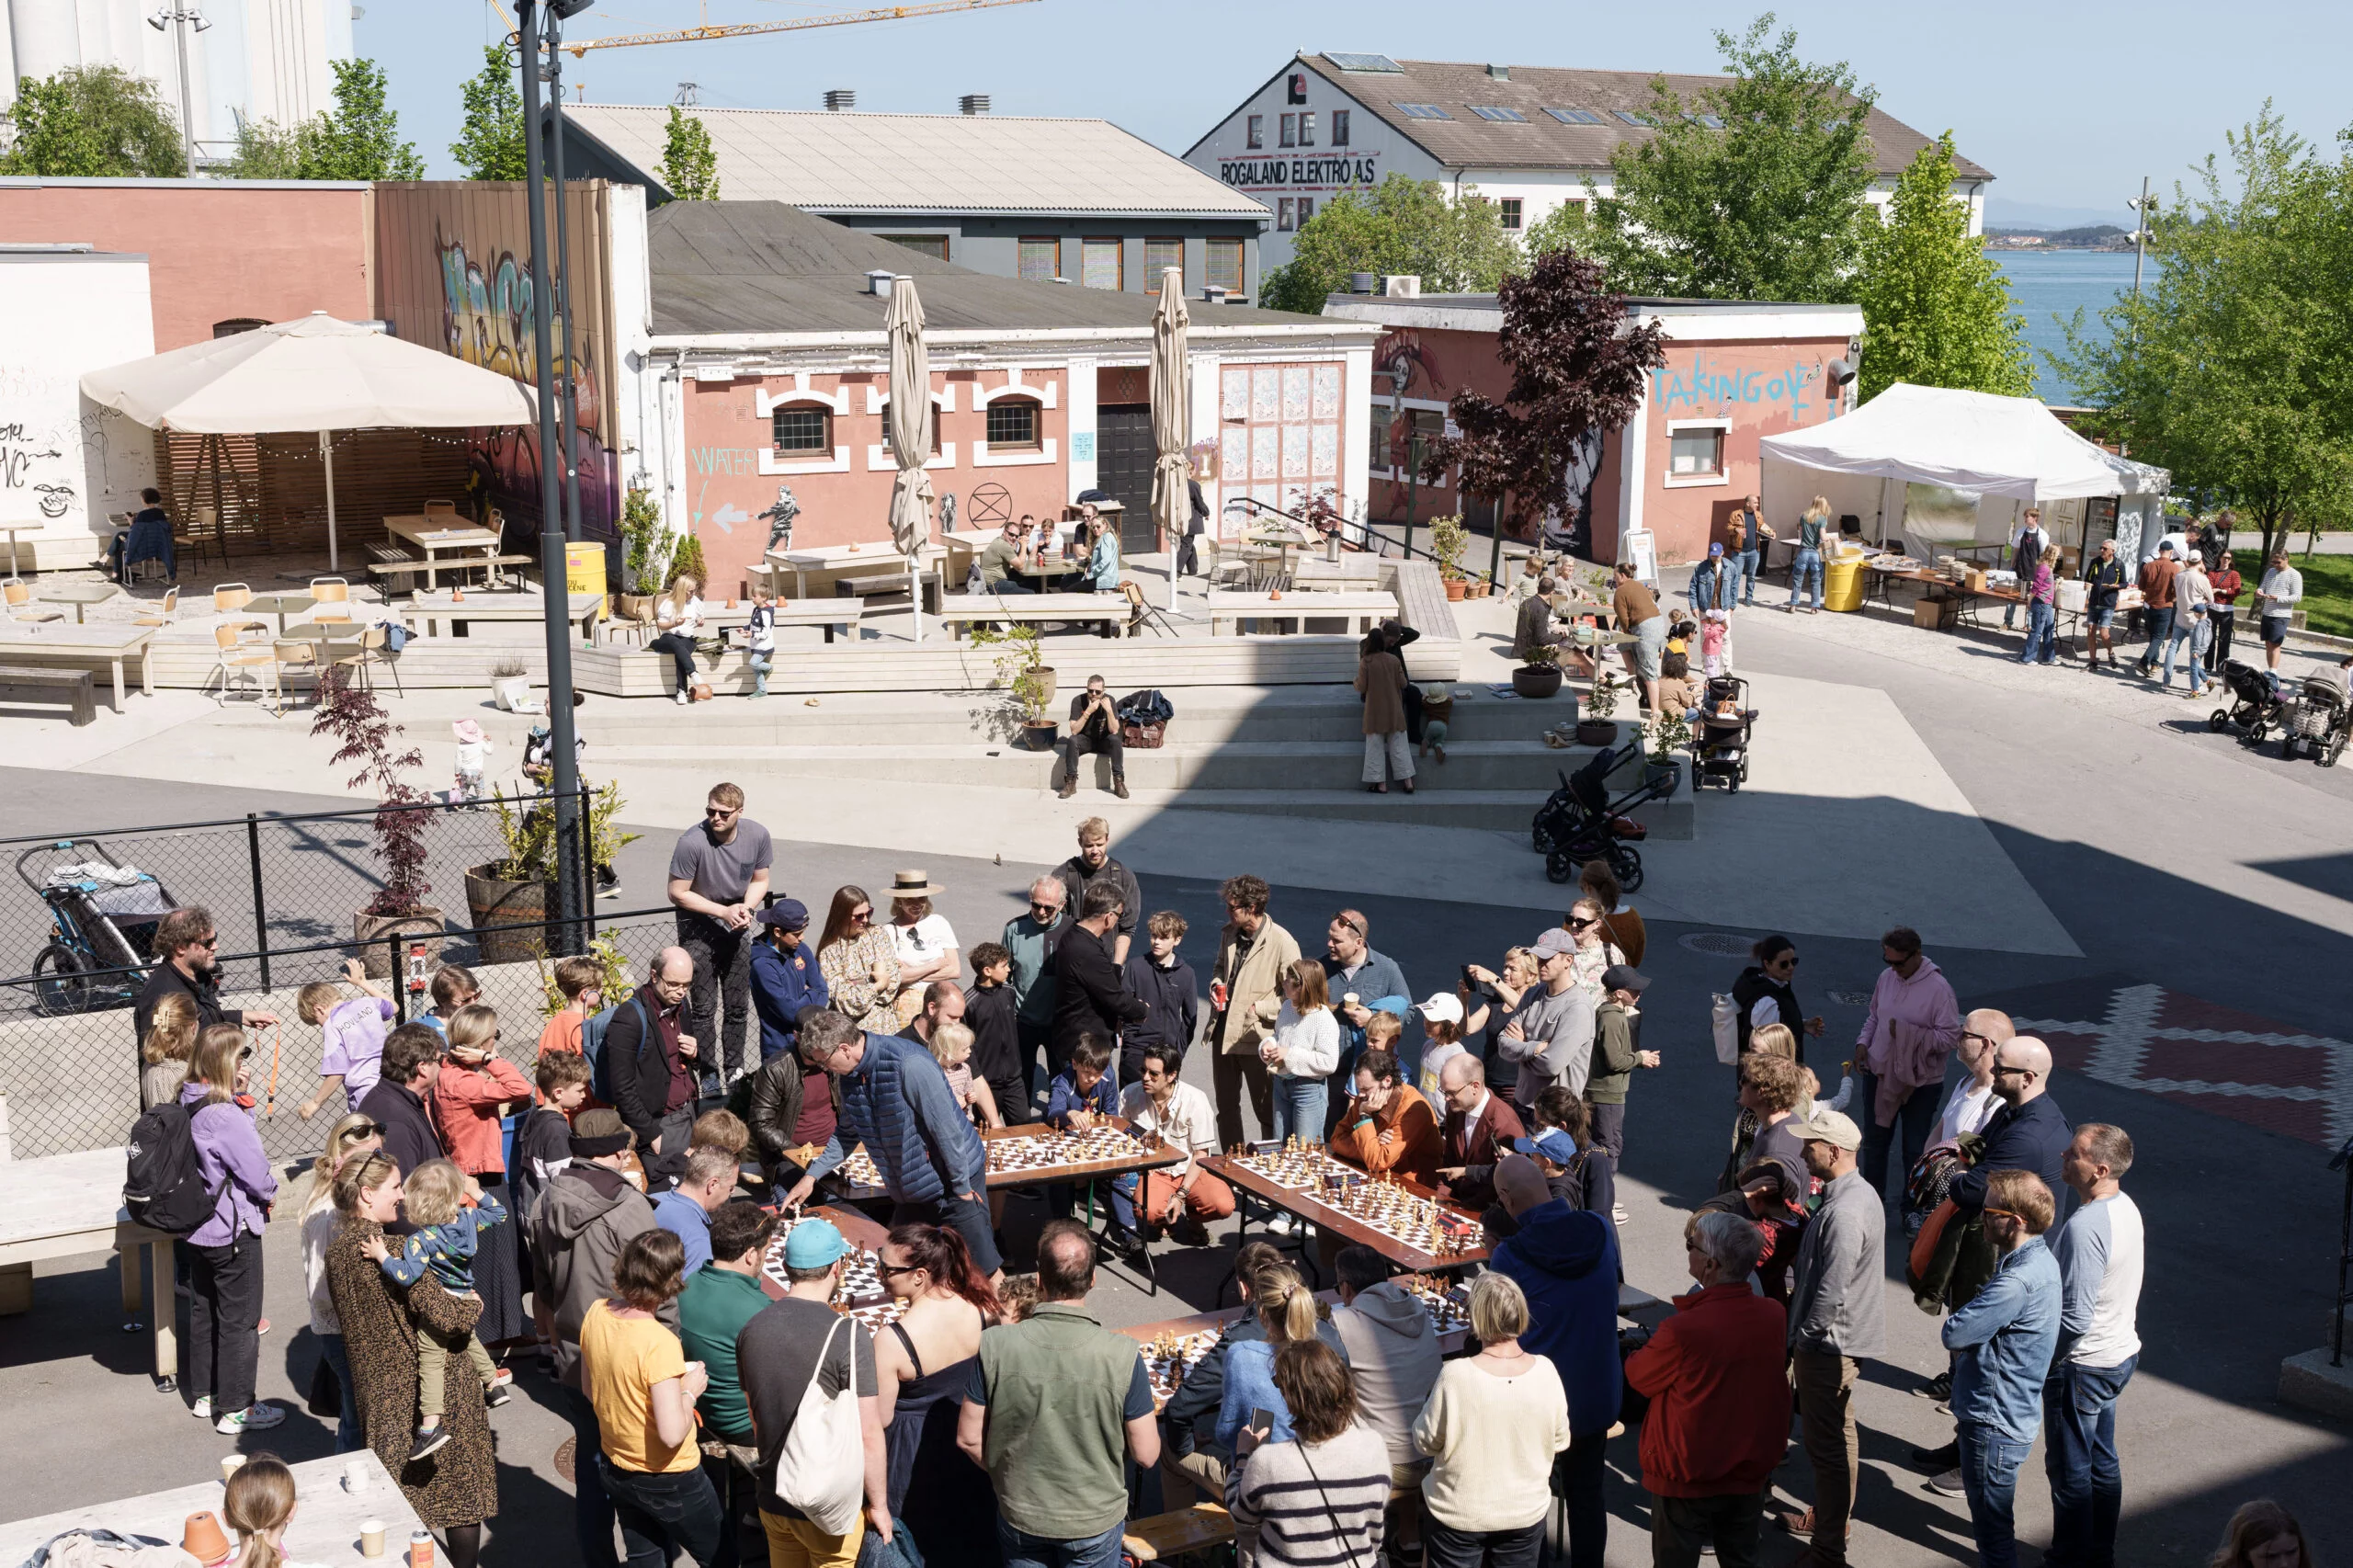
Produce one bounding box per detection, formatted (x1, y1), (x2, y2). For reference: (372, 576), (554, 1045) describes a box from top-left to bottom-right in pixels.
(2277, 551), (2353, 639)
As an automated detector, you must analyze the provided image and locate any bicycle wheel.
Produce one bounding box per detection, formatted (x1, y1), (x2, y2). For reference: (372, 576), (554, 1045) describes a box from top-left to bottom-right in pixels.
(32, 942), (94, 1017)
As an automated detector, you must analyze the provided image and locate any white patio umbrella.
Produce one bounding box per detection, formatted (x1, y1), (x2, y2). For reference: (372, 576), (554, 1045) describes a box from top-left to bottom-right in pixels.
(1148, 267), (1192, 611)
(883, 277), (936, 642)
(80, 312), (536, 572)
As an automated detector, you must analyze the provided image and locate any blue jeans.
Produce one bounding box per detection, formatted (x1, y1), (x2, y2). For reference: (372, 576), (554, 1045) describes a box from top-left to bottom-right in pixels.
(1738, 549), (1762, 603)
(1270, 1075), (1326, 1144)
(318, 1332), (364, 1454)
(748, 649), (773, 697)
(2044, 1357), (2137, 1568)
(2140, 605), (2174, 667)
(2163, 620), (2208, 691)
(1854, 1069), (1938, 1204)
(996, 1519), (1124, 1568)
(1789, 548), (1823, 609)
(563, 1383), (623, 1568)
(2019, 600), (2057, 664)
(1957, 1421), (2032, 1568)
(599, 1455), (723, 1568)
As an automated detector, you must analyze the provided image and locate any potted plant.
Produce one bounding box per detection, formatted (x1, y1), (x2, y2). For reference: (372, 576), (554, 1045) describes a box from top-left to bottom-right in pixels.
(490, 656), (533, 713)
(1427, 513), (1471, 600)
(1512, 642), (1565, 700)
(312, 666), (441, 975)
(972, 623), (1060, 748)
(1643, 707), (1691, 789)
(1576, 661), (1621, 747)
(618, 488), (666, 621)
(468, 782), (642, 964)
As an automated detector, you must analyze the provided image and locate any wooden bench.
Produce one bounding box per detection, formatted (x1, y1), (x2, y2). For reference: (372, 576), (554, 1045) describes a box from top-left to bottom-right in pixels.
(936, 591), (1131, 639)
(598, 601), (863, 648)
(1123, 1505), (1235, 1563)
(1207, 588), (1400, 637)
(0, 664), (96, 726)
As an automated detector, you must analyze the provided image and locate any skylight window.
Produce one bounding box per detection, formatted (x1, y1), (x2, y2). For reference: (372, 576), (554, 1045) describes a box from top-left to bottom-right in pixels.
(1469, 105), (1529, 122)
(1688, 113), (1724, 130)
(1324, 52), (1403, 73)
(1392, 103), (1454, 120)
(1545, 107), (1603, 125)
(1611, 109), (1654, 127)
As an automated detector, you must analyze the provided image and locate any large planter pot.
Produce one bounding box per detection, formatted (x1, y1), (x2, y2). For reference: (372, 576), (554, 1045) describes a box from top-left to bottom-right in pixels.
(1443, 578), (1469, 602)
(354, 907), (445, 980)
(465, 864), (552, 964)
(1512, 664), (1564, 699)
(1019, 719), (1062, 753)
(1034, 666), (1058, 708)
(1575, 719), (1620, 748)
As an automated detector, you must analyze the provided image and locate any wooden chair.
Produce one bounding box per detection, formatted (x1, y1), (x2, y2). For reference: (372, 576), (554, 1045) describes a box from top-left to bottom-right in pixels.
(268, 637), (319, 715)
(310, 577), (350, 603)
(4, 581), (63, 624)
(209, 620), (276, 705)
(423, 499), (458, 517)
(212, 582), (254, 616)
(312, 609), (355, 625)
(358, 623), (404, 696)
(132, 586), (180, 627)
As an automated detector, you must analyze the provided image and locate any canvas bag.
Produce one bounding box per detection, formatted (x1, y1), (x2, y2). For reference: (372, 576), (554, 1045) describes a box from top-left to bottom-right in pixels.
(772, 1312), (866, 1533)
(1711, 994), (1741, 1066)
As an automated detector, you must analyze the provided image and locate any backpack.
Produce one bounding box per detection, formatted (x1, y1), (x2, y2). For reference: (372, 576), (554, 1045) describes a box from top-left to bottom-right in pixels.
(580, 994), (655, 1107)
(123, 1100), (225, 1237)
(772, 1311), (867, 1532)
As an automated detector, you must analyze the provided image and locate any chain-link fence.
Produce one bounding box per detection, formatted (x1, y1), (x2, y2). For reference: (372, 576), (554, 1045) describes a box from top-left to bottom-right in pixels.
(0, 905), (683, 1164)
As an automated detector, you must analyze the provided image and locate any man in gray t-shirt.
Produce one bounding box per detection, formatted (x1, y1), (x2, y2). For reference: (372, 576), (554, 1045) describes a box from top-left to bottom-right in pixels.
(668, 782), (774, 1088)
(1497, 928), (1596, 1114)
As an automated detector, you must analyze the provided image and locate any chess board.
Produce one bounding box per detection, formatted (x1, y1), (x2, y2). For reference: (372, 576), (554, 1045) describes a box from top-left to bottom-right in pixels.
(1210, 1142), (1488, 1267)
(1397, 1274), (1473, 1335)
(760, 1221), (884, 1303)
(835, 1148), (884, 1192)
(988, 1126), (1146, 1174)
(1137, 1327), (1222, 1405)
(1227, 1142), (1357, 1190)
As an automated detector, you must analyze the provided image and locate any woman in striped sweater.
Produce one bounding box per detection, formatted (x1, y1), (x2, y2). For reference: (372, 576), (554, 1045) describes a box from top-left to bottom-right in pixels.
(1228, 1338), (1391, 1568)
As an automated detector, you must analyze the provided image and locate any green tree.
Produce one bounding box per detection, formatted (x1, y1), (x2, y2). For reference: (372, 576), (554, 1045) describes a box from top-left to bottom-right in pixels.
(451, 44), (528, 181)
(1261, 173), (1518, 313)
(301, 57), (424, 180)
(2052, 106), (2353, 565)
(0, 64), (184, 176)
(221, 116), (305, 179)
(1528, 13), (1878, 303)
(658, 106), (719, 200)
(1852, 132), (2033, 402)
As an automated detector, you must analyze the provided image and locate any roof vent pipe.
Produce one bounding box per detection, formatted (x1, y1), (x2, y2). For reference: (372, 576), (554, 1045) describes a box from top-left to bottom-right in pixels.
(867, 269), (897, 296)
(824, 89), (856, 111)
(959, 94), (990, 116)
(1486, 63), (1509, 80)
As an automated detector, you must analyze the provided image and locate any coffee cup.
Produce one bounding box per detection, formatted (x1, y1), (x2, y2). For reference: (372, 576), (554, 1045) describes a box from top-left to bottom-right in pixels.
(345, 1458), (370, 1494)
(220, 1454), (245, 1483)
(360, 1520), (387, 1559)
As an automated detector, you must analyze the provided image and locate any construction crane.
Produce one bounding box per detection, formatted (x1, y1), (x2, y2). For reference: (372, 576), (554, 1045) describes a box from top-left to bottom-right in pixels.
(558, 0), (1037, 57)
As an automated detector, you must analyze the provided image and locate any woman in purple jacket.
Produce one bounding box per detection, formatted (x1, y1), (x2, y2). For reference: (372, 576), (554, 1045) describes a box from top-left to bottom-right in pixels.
(181, 1022), (285, 1435)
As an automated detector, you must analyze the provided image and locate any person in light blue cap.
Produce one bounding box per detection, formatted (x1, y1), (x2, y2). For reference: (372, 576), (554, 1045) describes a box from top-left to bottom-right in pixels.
(783, 1215), (850, 1271)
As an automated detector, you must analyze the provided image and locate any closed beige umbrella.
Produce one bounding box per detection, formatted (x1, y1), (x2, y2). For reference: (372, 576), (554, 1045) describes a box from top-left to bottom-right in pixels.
(1149, 267), (1192, 611)
(884, 276), (936, 641)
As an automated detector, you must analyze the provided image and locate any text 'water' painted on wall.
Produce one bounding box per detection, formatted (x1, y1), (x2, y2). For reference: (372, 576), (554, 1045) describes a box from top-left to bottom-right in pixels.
(1651, 354), (1826, 420)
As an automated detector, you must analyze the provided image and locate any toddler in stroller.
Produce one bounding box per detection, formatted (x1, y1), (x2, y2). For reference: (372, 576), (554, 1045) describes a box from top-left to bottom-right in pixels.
(1691, 676), (1757, 793)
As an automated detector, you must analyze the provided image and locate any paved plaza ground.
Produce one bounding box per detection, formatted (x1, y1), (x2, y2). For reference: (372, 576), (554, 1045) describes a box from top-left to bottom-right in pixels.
(1, 572), (2347, 1566)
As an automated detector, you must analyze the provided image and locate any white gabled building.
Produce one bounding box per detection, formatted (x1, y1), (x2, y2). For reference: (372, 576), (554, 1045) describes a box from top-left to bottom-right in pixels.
(1184, 52), (1994, 271)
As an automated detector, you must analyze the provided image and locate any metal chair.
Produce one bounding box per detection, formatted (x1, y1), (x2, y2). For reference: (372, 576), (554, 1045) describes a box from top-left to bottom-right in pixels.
(268, 637), (319, 715)
(131, 586), (180, 627)
(310, 577), (350, 603)
(423, 499), (458, 517)
(211, 582), (254, 616)
(357, 623), (405, 695)
(209, 620), (276, 705)
(4, 581), (62, 624)
(1118, 579), (1180, 639)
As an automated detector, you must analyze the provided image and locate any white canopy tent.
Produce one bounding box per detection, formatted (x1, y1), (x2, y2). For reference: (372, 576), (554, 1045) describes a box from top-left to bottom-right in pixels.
(1760, 382), (2168, 557)
(80, 312), (537, 571)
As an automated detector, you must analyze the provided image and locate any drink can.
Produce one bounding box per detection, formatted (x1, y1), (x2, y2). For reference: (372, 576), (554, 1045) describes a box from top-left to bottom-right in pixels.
(408, 1528), (436, 1568)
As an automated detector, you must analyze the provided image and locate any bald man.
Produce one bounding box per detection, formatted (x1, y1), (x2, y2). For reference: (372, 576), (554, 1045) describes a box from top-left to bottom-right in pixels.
(1949, 1036), (2070, 1217)
(1927, 1010), (2016, 1158)
(608, 945), (702, 1162)
(1433, 1053), (1524, 1210)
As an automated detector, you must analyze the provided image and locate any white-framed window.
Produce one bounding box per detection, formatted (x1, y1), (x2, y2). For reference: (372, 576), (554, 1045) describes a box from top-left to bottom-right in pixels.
(771, 406), (832, 454)
(1246, 114), (1264, 149)
(1665, 419), (1731, 486)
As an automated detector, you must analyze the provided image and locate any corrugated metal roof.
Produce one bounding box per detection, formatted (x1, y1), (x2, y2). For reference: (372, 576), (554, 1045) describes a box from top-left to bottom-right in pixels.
(1302, 55), (1992, 182)
(645, 200), (1335, 337)
(569, 104), (1272, 219)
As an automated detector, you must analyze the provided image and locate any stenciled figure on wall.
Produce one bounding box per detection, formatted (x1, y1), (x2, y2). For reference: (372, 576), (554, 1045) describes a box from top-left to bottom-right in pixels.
(760, 483), (799, 554)
(1541, 427), (1606, 558)
(34, 482), (74, 519)
(938, 491), (957, 537)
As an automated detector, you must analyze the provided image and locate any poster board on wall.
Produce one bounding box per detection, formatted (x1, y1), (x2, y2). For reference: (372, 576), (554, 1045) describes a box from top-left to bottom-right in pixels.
(1621, 527), (1657, 586)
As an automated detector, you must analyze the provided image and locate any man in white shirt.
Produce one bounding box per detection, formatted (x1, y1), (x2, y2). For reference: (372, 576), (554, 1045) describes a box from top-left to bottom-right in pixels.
(2043, 1123), (2143, 1568)
(1111, 1043), (1233, 1248)
(2257, 550), (2304, 671)
(1934, 1010), (2013, 1150)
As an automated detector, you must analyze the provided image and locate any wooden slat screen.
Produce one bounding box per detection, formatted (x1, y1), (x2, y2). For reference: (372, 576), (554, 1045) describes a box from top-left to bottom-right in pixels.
(155, 428), (472, 551)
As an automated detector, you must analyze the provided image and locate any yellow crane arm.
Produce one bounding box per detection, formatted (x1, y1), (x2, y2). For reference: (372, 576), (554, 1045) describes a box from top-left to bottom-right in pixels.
(562, 0), (1037, 56)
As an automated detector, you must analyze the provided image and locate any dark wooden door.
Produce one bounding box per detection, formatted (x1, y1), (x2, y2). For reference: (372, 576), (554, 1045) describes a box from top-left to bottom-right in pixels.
(1097, 404), (1159, 554)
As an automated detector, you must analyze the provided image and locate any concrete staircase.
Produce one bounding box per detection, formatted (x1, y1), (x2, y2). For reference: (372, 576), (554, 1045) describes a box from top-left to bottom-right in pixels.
(586, 685), (1692, 837)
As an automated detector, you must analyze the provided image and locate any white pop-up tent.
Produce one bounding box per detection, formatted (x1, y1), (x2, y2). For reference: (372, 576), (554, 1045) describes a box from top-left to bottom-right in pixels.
(1760, 382), (2168, 555)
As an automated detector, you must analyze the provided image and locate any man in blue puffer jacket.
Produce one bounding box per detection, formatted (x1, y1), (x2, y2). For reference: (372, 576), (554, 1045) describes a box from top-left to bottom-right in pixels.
(807, 1007), (1000, 1278)
(1489, 1154), (1621, 1568)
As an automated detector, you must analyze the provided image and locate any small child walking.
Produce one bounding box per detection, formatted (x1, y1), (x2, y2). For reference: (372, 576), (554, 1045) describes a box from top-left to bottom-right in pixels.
(1700, 610), (1731, 679)
(450, 719), (494, 803)
(362, 1157), (512, 1460)
(296, 957), (396, 1119)
(741, 588), (778, 699)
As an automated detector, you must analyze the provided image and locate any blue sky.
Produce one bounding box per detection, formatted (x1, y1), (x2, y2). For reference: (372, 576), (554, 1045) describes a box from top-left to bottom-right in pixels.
(364, 0), (2351, 221)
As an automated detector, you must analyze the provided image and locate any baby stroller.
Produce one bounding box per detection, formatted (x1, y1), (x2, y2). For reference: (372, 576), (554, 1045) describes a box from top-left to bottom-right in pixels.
(1690, 676), (1756, 793)
(2208, 660), (2288, 746)
(2279, 668), (2353, 767)
(18, 837), (179, 1016)
(1530, 743), (1678, 890)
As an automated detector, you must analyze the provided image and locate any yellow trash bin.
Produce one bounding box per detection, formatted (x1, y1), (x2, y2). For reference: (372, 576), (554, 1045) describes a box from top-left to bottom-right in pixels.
(1823, 552), (1868, 613)
(564, 540), (606, 621)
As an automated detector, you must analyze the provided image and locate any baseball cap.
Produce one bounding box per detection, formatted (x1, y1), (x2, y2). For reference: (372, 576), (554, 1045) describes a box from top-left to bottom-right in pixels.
(1514, 1130), (1578, 1165)
(1370, 996), (1410, 1018)
(2157, 540), (2176, 553)
(1533, 928), (1578, 960)
(1600, 963), (1649, 994)
(783, 1217), (850, 1269)
(757, 898), (811, 931)
(1783, 1108), (1862, 1152)
(1708, 541), (1724, 557)
(1414, 992), (1463, 1025)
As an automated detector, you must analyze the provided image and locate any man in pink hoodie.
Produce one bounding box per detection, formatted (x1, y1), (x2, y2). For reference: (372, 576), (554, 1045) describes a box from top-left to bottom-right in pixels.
(1854, 926), (1960, 1202)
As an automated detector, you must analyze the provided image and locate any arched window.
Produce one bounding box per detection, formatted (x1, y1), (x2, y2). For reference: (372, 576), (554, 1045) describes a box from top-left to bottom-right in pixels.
(771, 404), (833, 455)
(984, 398), (1042, 451)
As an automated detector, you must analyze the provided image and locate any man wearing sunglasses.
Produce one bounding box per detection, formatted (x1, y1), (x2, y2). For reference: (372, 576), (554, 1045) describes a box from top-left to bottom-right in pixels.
(667, 782), (773, 1095)
(134, 904), (279, 1045)
(1938, 1170), (2063, 1568)
(1001, 876), (1070, 1104)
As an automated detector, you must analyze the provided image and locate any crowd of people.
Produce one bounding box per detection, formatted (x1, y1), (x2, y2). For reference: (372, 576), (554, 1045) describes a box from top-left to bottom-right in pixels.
(122, 778), (2285, 1568)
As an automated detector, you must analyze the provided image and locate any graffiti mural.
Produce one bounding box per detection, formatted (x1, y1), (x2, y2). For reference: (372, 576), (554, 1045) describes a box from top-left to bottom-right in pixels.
(1652, 352), (1828, 420)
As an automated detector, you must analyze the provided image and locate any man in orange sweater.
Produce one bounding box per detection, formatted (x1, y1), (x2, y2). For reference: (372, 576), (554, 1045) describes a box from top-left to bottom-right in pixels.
(1328, 1049), (1442, 1183)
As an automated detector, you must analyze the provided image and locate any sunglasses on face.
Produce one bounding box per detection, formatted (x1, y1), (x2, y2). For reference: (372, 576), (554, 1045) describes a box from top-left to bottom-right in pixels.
(877, 1260), (924, 1278)
(1991, 1062), (2034, 1079)
(1982, 1207), (2025, 1224)
(348, 1121), (386, 1139)
(1568, 917), (1597, 930)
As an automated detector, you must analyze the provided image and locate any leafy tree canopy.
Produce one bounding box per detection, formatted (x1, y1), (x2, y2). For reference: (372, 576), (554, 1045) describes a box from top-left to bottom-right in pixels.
(1853, 131), (2033, 402)
(658, 106), (720, 200)
(1528, 13), (1877, 304)
(0, 64), (184, 176)
(1261, 173), (1518, 313)
(451, 44), (528, 182)
(303, 57), (424, 181)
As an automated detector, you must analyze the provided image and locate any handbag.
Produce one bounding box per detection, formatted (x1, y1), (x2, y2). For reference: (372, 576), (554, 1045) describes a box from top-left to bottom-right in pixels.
(771, 1312), (866, 1533)
(1711, 993), (1740, 1065)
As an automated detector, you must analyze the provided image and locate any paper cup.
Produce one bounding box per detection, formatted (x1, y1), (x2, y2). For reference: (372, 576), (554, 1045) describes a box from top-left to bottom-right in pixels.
(220, 1454), (245, 1483)
(360, 1520), (387, 1559)
(344, 1458), (370, 1494)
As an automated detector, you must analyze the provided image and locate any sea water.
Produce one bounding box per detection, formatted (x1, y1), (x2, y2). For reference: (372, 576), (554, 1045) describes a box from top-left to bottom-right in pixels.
(1989, 249), (2152, 405)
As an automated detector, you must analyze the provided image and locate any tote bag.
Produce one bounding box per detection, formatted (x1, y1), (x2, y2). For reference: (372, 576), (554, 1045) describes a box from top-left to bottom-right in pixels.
(1711, 994), (1741, 1066)
(771, 1312), (866, 1533)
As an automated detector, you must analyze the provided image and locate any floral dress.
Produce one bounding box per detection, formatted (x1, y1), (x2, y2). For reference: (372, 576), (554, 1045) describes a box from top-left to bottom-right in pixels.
(820, 925), (904, 1032)
(1570, 938), (1625, 1005)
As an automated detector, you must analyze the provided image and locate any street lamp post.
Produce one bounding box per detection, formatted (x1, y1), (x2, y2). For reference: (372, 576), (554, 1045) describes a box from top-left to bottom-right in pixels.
(540, 18), (585, 544)
(147, 2), (211, 178)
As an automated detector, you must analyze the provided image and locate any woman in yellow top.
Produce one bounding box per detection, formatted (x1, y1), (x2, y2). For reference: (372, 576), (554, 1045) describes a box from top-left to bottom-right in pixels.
(581, 1230), (720, 1565)
(816, 884), (904, 1032)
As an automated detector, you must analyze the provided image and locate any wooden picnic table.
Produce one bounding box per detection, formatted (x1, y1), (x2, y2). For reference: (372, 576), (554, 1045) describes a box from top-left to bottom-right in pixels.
(0, 1147), (177, 1386)
(385, 514), (502, 591)
(767, 541), (947, 601)
(37, 582), (123, 623)
(1207, 588), (1399, 637)
(0, 1451), (420, 1564)
(403, 590), (602, 642)
(0, 620), (157, 709)
(937, 591), (1130, 639)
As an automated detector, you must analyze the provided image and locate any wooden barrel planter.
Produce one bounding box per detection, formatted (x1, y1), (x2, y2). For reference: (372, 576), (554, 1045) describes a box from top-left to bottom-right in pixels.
(465, 866), (551, 964)
(353, 908), (445, 979)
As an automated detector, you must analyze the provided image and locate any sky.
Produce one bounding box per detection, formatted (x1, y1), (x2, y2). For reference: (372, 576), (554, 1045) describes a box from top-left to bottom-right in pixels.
(363, 0), (2352, 222)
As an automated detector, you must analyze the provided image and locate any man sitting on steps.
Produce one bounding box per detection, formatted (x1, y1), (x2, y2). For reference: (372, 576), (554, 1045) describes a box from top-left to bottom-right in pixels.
(1059, 674), (1129, 800)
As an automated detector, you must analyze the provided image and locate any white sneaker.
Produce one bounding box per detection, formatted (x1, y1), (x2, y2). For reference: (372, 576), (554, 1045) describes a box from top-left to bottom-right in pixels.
(674, 689), (689, 705)
(215, 1403), (287, 1435)
(1265, 1213), (1297, 1235)
(189, 1395), (213, 1421)
(1612, 1203), (1630, 1225)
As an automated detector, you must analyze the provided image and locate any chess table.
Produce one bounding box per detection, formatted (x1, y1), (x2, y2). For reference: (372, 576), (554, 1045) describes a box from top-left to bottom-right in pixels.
(756, 1204), (900, 1332)
(821, 1120), (1185, 1201)
(1204, 1141), (1491, 1276)
(1123, 1276), (1478, 1409)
